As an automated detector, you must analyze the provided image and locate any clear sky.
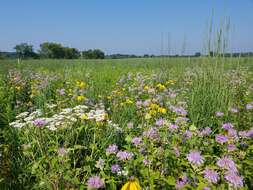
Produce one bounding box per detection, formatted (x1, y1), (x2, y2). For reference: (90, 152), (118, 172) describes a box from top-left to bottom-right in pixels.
(0, 0), (253, 55)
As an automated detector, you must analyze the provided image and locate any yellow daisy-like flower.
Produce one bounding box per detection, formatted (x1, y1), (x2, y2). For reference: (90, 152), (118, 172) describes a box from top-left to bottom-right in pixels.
(126, 99), (133, 104)
(76, 81), (86, 89)
(158, 107), (167, 114)
(121, 179), (141, 190)
(144, 85), (149, 91)
(156, 83), (166, 91)
(81, 114), (88, 120)
(76, 95), (85, 101)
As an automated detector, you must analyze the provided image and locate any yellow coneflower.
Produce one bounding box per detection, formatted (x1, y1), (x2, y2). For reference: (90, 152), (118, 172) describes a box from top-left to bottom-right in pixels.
(121, 179), (141, 190)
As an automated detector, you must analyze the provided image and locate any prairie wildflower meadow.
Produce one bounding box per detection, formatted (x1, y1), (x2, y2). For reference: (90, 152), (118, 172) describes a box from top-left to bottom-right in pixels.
(0, 57), (253, 190)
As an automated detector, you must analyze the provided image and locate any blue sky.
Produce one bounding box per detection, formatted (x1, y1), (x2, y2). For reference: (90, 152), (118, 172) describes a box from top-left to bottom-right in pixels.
(0, 0), (253, 55)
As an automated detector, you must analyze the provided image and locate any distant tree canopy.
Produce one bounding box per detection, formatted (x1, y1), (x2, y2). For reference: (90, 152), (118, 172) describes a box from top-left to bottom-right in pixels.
(39, 42), (80, 59)
(82, 49), (105, 59)
(14, 43), (38, 59)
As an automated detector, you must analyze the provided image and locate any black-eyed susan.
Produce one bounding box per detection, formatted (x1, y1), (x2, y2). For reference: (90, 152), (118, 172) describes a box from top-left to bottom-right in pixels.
(121, 178), (141, 190)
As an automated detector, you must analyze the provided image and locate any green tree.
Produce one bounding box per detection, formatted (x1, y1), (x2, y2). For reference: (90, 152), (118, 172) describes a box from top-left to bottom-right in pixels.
(82, 49), (105, 59)
(14, 43), (35, 59)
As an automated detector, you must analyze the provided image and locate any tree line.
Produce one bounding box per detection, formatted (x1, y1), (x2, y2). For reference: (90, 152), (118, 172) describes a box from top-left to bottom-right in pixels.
(11, 42), (105, 59)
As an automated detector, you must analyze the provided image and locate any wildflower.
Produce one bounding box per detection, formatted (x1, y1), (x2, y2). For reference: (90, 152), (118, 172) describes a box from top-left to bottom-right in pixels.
(131, 137), (142, 146)
(87, 176), (104, 189)
(106, 144), (118, 155)
(203, 168), (219, 183)
(57, 88), (65, 95)
(57, 147), (67, 157)
(222, 123), (234, 130)
(158, 107), (167, 114)
(155, 118), (167, 126)
(169, 124), (179, 130)
(33, 118), (47, 127)
(95, 159), (105, 170)
(143, 159), (151, 166)
(121, 178), (141, 190)
(76, 81), (86, 89)
(227, 144), (236, 151)
(116, 151), (134, 161)
(187, 151), (204, 166)
(175, 176), (188, 189)
(217, 156), (237, 172)
(216, 111), (224, 117)
(199, 127), (212, 136)
(156, 83), (166, 91)
(76, 95), (85, 101)
(111, 164), (121, 173)
(143, 127), (159, 141)
(215, 134), (228, 144)
(224, 171), (243, 188)
(203, 188), (211, 190)
(184, 130), (192, 139)
(144, 85), (149, 91)
(127, 122), (134, 129)
(228, 129), (238, 140)
(173, 147), (180, 157)
(246, 103), (253, 110)
(229, 107), (238, 113)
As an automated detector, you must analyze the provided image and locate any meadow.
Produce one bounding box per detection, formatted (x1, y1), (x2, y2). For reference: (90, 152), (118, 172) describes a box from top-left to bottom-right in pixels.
(0, 57), (253, 190)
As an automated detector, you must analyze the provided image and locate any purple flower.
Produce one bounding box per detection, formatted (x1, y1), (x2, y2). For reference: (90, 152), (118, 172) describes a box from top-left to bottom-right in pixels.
(95, 159), (105, 170)
(33, 118), (47, 127)
(175, 117), (189, 123)
(199, 127), (212, 136)
(187, 151), (204, 166)
(57, 88), (66, 95)
(57, 147), (67, 157)
(227, 144), (236, 151)
(246, 102), (253, 110)
(228, 129), (238, 141)
(204, 168), (219, 183)
(155, 118), (167, 126)
(143, 127), (159, 141)
(222, 123), (233, 130)
(203, 187), (211, 190)
(175, 176), (188, 189)
(224, 171), (243, 188)
(111, 164), (121, 173)
(173, 147), (180, 157)
(247, 128), (253, 137)
(87, 176), (104, 189)
(184, 130), (192, 139)
(216, 111), (224, 117)
(215, 134), (228, 144)
(217, 156), (237, 173)
(169, 124), (179, 130)
(106, 144), (118, 154)
(116, 151), (134, 161)
(143, 159), (151, 166)
(131, 137), (142, 146)
(229, 107), (238, 113)
(127, 122), (134, 129)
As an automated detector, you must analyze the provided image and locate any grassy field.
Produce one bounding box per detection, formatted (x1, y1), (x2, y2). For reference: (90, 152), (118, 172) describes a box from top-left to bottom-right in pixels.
(0, 57), (253, 189)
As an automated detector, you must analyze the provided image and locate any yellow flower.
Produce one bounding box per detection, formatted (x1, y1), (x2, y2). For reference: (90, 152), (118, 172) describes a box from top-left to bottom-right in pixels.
(145, 113), (151, 120)
(15, 86), (22, 91)
(144, 85), (149, 91)
(76, 81), (86, 89)
(121, 179), (141, 190)
(126, 99), (133, 104)
(156, 83), (166, 91)
(158, 107), (167, 114)
(81, 114), (88, 120)
(76, 95), (85, 101)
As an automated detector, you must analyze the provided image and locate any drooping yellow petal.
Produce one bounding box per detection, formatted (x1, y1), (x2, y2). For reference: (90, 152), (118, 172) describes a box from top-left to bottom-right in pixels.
(129, 182), (138, 190)
(134, 181), (142, 190)
(121, 181), (131, 190)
